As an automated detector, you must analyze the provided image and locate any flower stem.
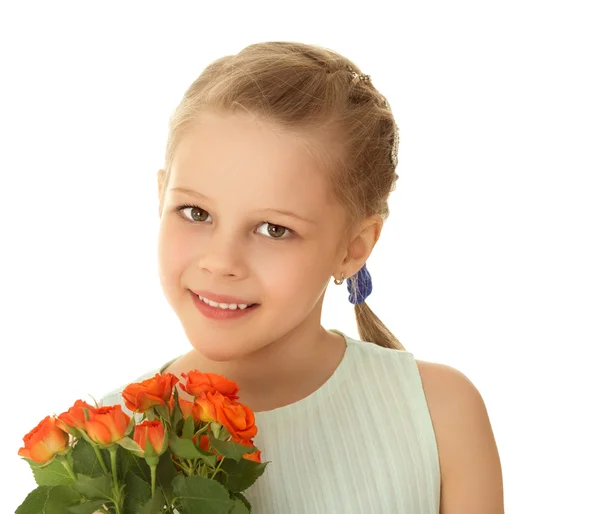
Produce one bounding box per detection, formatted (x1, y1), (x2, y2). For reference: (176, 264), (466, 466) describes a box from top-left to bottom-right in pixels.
(183, 459), (193, 476)
(210, 456), (225, 479)
(59, 457), (76, 482)
(109, 447), (122, 514)
(91, 444), (109, 474)
(150, 463), (157, 499)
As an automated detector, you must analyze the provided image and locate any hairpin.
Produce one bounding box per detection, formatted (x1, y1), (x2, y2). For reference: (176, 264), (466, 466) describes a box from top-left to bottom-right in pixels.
(348, 67), (398, 168)
(348, 66), (371, 85)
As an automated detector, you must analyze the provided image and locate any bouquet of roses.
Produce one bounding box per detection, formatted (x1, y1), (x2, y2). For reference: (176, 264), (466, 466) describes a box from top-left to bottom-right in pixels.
(16, 370), (269, 513)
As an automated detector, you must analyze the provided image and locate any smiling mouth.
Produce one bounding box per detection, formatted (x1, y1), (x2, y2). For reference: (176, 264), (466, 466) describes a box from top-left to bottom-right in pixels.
(195, 294), (258, 311)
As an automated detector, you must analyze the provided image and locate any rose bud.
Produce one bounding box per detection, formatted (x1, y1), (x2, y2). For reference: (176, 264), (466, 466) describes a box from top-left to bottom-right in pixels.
(85, 405), (131, 447)
(18, 416), (70, 465)
(122, 373), (179, 413)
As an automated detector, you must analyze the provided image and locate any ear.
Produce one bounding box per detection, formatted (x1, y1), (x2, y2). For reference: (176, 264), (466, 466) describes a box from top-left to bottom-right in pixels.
(339, 214), (383, 277)
(157, 168), (166, 218)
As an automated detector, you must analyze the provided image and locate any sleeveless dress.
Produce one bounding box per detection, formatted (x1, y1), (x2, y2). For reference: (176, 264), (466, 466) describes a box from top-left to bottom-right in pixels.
(100, 331), (441, 513)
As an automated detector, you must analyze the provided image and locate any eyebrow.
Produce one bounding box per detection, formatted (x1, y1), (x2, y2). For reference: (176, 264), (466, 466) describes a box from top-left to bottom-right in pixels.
(169, 187), (316, 225)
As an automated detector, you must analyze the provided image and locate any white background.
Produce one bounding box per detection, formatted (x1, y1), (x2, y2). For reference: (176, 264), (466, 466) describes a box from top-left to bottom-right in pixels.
(1, 1), (598, 512)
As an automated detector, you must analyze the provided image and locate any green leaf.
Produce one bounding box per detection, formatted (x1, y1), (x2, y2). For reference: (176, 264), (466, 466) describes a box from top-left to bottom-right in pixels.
(169, 434), (218, 467)
(126, 452), (151, 483)
(219, 458), (269, 493)
(72, 438), (109, 477)
(138, 489), (167, 514)
(16, 486), (52, 514)
(67, 499), (111, 514)
(155, 404), (170, 421)
(171, 387), (183, 429)
(230, 492), (252, 513)
(47, 485), (82, 507)
(211, 422), (222, 439)
(208, 433), (257, 462)
(117, 443), (141, 479)
(31, 458), (74, 486)
(155, 449), (178, 499)
(168, 434), (202, 459)
(182, 413), (195, 440)
(125, 413), (137, 437)
(197, 448), (220, 468)
(172, 475), (236, 514)
(229, 497), (252, 514)
(72, 474), (113, 500)
(117, 436), (144, 455)
(123, 471), (152, 513)
(15, 485), (85, 514)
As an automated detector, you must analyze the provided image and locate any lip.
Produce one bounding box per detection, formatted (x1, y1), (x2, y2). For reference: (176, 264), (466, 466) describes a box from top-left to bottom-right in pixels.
(190, 291), (259, 321)
(190, 290), (256, 306)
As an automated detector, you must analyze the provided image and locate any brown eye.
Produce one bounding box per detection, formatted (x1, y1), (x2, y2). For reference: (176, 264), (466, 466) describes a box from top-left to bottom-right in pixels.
(268, 224), (287, 238)
(257, 222), (291, 239)
(178, 205), (211, 223)
(190, 208), (209, 222)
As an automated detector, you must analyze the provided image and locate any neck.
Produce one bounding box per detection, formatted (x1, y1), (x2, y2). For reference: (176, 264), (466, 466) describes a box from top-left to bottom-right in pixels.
(172, 309), (346, 412)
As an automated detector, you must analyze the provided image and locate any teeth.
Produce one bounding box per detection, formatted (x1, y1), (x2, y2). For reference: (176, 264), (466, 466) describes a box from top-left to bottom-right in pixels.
(199, 296), (250, 311)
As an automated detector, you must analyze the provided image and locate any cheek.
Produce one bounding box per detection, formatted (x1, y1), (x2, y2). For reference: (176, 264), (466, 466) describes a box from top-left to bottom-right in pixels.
(252, 243), (335, 301)
(158, 221), (197, 281)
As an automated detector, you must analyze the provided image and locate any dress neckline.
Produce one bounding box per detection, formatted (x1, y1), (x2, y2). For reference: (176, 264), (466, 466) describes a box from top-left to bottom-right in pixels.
(159, 330), (357, 421)
(253, 330), (355, 421)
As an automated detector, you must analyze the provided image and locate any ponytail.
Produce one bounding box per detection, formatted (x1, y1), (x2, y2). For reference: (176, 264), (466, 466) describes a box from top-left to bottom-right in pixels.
(354, 302), (406, 350)
(346, 266), (405, 350)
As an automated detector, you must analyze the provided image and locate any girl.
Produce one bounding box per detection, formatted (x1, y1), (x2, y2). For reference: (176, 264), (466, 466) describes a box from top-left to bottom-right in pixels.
(101, 41), (503, 513)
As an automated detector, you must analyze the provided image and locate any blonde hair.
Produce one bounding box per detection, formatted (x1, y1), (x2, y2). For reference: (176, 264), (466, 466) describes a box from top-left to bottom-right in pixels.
(161, 41), (405, 351)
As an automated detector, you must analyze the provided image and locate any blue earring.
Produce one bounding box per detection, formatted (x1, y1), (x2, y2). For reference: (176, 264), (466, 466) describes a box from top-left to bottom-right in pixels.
(346, 264), (373, 305)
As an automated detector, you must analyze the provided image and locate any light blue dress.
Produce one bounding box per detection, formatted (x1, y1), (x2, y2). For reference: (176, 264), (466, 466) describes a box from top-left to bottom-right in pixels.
(100, 331), (440, 513)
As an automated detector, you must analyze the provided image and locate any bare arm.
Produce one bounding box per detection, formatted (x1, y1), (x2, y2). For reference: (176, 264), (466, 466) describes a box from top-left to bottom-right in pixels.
(417, 361), (505, 513)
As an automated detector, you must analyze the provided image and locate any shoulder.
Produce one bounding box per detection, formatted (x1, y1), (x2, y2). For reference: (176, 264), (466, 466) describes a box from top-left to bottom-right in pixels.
(415, 360), (505, 514)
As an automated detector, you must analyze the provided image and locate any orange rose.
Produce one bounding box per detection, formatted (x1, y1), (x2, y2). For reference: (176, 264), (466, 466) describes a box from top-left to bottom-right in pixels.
(231, 435), (262, 463)
(196, 432), (261, 463)
(85, 405), (130, 446)
(193, 391), (220, 423)
(217, 396), (257, 441)
(57, 399), (96, 432)
(122, 373), (179, 413)
(18, 416), (69, 464)
(180, 370), (240, 400)
(168, 396), (195, 420)
(243, 449), (262, 463)
(193, 392), (257, 441)
(133, 420), (166, 456)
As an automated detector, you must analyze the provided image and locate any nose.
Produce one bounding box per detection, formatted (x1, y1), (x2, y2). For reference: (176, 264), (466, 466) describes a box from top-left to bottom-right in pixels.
(196, 227), (247, 279)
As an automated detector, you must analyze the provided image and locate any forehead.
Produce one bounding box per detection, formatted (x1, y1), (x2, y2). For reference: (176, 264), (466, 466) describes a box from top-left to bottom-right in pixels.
(169, 111), (342, 214)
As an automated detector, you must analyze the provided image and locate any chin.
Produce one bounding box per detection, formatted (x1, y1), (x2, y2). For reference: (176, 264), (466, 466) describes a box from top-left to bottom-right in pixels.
(186, 332), (263, 364)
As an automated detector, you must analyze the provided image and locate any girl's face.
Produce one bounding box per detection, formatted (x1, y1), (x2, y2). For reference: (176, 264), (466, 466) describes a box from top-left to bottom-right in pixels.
(157, 111), (349, 362)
